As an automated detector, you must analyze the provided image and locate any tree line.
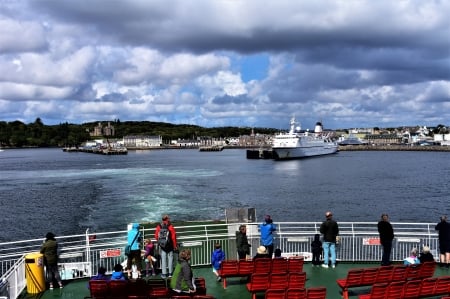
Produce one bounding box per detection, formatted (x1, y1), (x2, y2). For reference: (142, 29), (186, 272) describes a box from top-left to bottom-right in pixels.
(0, 118), (278, 148)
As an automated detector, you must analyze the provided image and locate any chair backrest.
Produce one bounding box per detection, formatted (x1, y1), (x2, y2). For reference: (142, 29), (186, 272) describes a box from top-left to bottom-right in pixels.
(288, 257), (304, 273)
(419, 277), (437, 297)
(419, 261), (436, 278)
(128, 278), (148, 296)
(391, 265), (408, 281)
(306, 287), (327, 299)
(194, 277), (207, 295)
(361, 267), (378, 285)
(219, 260), (239, 276)
(265, 288), (286, 299)
(238, 259), (254, 276)
(402, 280), (421, 299)
(375, 265), (393, 282)
(405, 264), (421, 280)
(367, 283), (389, 299)
(286, 288), (307, 299)
(344, 269), (364, 286)
(108, 280), (129, 299)
(253, 258), (272, 274)
(269, 273), (288, 289)
(88, 280), (109, 299)
(385, 281), (404, 299)
(271, 258), (288, 274)
(288, 272), (306, 289)
(246, 273), (269, 291)
(434, 276), (450, 295)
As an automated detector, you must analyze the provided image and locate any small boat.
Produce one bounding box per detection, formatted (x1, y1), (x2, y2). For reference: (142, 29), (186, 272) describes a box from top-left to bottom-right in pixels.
(272, 117), (338, 159)
(199, 145), (224, 152)
(338, 133), (368, 146)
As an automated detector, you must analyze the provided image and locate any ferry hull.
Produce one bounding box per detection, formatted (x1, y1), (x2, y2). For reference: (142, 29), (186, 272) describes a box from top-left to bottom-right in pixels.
(273, 144), (338, 159)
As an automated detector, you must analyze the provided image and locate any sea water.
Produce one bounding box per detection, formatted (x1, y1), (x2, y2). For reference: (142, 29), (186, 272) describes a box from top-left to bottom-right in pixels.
(0, 148), (449, 241)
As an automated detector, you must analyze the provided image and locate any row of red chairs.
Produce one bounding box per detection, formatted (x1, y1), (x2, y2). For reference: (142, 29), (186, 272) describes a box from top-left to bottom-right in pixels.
(219, 257), (304, 288)
(358, 275), (450, 299)
(337, 262), (436, 299)
(265, 287), (326, 299)
(86, 277), (207, 299)
(246, 272), (306, 299)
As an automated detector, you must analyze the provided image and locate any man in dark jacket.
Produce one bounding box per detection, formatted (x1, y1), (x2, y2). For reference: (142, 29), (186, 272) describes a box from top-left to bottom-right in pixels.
(378, 213), (394, 266)
(435, 215), (450, 268)
(40, 232), (63, 289)
(320, 211), (339, 268)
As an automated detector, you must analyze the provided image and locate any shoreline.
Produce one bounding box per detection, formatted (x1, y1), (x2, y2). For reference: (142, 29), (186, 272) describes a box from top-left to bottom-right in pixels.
(337, 144), (450, 152)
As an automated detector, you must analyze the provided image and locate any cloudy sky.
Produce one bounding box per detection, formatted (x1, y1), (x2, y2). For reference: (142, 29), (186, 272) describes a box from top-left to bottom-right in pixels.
(1, 0), (449, 129)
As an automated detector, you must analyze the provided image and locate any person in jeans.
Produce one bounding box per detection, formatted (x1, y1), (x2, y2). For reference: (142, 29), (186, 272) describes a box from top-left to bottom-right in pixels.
(40, 232), (64, 289)
(320, 211), (339, 268)
(378, 213), (394, 266)
(154, 214), (177, 278)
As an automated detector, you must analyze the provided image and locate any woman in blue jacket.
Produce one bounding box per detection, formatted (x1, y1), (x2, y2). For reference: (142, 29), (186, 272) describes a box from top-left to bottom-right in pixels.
(259, 215), (276, 258)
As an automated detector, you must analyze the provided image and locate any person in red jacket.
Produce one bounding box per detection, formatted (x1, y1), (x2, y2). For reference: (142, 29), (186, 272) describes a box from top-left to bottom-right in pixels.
(154, 214), (178, 278)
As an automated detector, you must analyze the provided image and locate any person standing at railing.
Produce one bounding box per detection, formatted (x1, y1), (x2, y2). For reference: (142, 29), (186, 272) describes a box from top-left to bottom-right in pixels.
(40, 232), (64, 289)
(236, 224), (251, 259)
(259, 214), (276, 258)
(320, 211), (339, 268)
(435, 215), (450, 268)
(155, 214), (178, 278)
(126, 223), (143, 278)
(377, 213), (394, 266)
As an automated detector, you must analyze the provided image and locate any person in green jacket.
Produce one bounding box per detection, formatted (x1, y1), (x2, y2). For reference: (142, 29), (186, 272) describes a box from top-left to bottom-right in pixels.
(40, 232), (63, 289)
(170, 249), (196, 293)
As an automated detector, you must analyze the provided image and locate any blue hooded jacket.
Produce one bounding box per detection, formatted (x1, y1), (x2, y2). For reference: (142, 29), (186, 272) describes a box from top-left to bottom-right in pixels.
(127, 223), (142, 250)
(259, 217), (276, 246)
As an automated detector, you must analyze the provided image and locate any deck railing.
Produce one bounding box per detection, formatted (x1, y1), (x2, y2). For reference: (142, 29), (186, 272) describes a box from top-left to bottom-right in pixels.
(0, 222), (440, 298)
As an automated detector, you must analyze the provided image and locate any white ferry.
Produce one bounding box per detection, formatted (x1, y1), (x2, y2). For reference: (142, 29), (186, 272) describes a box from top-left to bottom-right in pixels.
(272, 117), (338, 159)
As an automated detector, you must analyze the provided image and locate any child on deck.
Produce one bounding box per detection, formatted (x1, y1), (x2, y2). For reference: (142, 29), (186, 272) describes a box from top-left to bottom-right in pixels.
(143, 238), (157, 276)
(111, 264), (127, 280)
(311, 234), (323, 267)
(211, 243), (225, 282)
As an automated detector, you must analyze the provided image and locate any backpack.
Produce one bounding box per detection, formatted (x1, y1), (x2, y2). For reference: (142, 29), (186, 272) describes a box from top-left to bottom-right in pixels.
(157, 223), (171, 250)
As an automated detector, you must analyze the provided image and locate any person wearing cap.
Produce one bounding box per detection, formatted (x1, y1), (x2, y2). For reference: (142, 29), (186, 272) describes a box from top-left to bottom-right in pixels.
(435, 215), (450, 268)
(259, 215), (276, 258)
(377, 213), (394, 266)
(253, 246), (270, 259)
(319, 211), (339, 268)
(40, 232), (64, 289)
(419, 246), (435, 263)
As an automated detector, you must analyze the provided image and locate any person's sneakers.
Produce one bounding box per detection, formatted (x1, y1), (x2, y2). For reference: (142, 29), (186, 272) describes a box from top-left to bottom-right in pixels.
(168, 273), (173, 278)
(161, 274), (167, 279)
(332, 264), (336, 268)
(321, 264), (329, 268)
(217, 276), (222, 282)
(49, 283), (53, 290)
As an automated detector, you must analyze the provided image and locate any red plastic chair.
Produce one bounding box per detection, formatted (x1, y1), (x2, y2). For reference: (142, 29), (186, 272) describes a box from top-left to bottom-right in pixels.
(271, 258), (288, 274)
(108, 280), (129, 299)
(265, 288), (286, 299)
(402, 280), (421, 299)
(306, 287), (327, 299)
(286, 288), (307, 299)
(88, 280), (109, 299)
(128, 278), (148, 297)
(360, 267), (378, 285)
(336, 268), (364, 299)
(434, 276), (450, 296)
(357, 283), (388, 299)
(288, 257), (304, 273)
(391, 265), (408, 281)
(246, 273), (269, 299)
(375, 265), (393, 282)
(219, 260), (239, 289)
(384, 281), (404, 299)
(405, 264), (421, 280)
(238, 259), (254, 276)
(194, 277), (206, 295)
(269, 272), (288, 290)
(288, 272), (306, 289)
(253, 258), (272, 274)
(419, 277), (438, 297)
(419, 261), (436, 278)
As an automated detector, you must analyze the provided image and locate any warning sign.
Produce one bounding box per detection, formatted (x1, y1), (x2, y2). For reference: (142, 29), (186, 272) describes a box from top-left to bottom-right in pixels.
(99, 249), (122, 259)
(363, 238), (381, 245)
